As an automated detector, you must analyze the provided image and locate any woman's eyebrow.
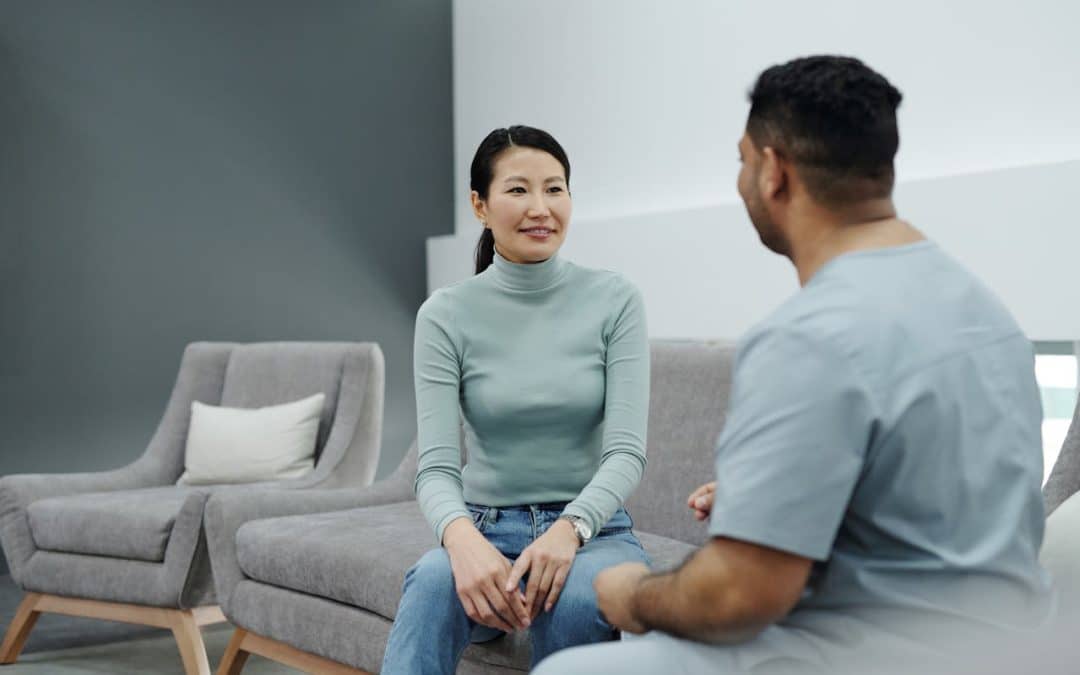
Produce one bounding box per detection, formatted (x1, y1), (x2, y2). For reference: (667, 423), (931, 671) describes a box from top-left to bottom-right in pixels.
(501, 175), (566, 184)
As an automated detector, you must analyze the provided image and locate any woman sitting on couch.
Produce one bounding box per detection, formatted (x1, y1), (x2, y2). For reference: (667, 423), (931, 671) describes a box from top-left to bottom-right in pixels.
(381, 125), (651, 674)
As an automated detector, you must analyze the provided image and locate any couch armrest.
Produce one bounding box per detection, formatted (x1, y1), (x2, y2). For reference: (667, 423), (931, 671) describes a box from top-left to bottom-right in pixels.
(204, 470), (414, 617)
(0, 464), (164, 585)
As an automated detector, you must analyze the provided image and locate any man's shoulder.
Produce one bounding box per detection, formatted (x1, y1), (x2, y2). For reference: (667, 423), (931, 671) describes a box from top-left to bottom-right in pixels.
(747, 276), (870, 349)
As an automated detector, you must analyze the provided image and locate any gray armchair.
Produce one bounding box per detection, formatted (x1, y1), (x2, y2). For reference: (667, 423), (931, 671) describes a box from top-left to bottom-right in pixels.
(205, 340), (735, 674)
(0, 341), (384, 675)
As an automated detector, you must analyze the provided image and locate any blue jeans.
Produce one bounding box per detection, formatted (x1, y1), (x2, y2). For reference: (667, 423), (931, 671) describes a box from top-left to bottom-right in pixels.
(381, 503), (650, 674)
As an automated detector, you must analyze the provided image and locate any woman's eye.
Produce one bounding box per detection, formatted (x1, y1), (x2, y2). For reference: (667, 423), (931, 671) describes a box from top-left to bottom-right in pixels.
(507, 187), (526, 194)
(547, 186), (564, 193)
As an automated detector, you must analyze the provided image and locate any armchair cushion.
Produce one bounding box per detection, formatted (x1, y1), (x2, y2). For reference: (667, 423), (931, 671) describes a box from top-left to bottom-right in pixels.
(27, 486), (205, 563)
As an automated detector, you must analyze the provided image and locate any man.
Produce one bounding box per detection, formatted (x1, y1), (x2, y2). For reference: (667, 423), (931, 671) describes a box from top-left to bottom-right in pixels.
(534, 55), (1053, 674)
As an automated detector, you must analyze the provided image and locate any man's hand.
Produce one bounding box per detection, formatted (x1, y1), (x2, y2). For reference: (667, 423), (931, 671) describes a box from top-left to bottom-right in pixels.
(444, 517), (531, 632)
(687, 481), (716, 521)
(505, 518), (580, 618)
(594, 561), (651, 634)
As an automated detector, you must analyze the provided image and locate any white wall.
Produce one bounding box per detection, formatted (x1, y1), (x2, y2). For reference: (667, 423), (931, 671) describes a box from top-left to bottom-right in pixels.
(441, 0), (1080, 340)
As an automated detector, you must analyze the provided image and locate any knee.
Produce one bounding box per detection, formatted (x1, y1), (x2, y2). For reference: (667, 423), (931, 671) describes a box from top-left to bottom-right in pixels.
(403, 548), (455, 596)
(546, 577), (610, 636)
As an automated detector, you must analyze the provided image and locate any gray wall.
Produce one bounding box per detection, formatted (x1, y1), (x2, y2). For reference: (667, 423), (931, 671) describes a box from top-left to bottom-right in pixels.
(0, 1), (453, 573)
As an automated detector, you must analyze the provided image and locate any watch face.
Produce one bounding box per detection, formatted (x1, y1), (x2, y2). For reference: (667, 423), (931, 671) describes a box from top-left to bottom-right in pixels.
(576, 520), (593, 541)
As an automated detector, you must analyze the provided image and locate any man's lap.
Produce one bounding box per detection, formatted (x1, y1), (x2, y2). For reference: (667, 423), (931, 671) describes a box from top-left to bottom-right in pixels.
(532, 624), (830, 675)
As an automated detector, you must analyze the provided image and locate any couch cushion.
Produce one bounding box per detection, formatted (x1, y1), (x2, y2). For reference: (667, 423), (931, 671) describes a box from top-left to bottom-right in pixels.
(28, 486), (204, 563)
(235, 501), (701, 623)
(236, 501), (432, 621)
(1042, 489), (1080, 611)
(637, 530), (697, 572)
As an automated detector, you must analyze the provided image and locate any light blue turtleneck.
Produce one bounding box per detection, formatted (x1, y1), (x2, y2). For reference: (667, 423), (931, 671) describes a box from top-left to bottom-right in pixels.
(413, 251), (650, 543)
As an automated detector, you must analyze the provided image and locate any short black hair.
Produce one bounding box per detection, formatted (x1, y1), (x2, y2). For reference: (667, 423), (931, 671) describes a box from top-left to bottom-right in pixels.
(746, 55), (903, 206)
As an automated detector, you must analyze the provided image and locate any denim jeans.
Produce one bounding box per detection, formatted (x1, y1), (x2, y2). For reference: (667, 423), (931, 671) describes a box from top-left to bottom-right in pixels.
(381, 503), (650, 674)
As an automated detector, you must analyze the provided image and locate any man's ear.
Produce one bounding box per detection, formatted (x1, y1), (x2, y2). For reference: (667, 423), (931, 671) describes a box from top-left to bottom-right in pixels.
(758, 147), (789, 202)
(470, 191), (488, 225)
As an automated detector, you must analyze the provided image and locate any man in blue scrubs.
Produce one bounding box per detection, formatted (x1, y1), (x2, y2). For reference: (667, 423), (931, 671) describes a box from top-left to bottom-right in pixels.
(534, 55), (1053, 674)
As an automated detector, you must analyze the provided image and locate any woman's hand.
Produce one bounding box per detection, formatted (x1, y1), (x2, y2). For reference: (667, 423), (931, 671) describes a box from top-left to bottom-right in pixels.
(505, 518), (580, 618)
(687, 481), (716, 521)
(444, 517), (531, 632)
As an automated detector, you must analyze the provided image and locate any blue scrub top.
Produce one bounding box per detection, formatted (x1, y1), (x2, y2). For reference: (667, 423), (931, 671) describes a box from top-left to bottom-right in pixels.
(709, 240), (1053, 642)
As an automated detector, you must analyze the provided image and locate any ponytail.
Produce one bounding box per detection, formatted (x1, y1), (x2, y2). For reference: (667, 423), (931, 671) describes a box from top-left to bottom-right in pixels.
(475, 228), (495, 274)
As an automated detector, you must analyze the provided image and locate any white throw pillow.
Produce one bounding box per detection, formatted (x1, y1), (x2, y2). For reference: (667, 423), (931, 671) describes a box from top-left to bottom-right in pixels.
(177, 393), (325, 485)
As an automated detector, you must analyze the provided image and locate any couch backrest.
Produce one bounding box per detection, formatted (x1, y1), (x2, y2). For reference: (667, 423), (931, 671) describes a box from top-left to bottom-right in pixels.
(218, 342), (354, 461)
(1044, 397), (1080, 516)
(625, 340), (737, 546)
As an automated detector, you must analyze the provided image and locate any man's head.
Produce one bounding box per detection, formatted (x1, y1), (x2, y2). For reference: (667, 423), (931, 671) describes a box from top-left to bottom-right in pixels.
(737, 56), (903, 255)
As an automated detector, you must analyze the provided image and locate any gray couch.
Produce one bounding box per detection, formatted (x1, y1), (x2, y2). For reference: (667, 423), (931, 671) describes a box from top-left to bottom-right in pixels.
(1041, 396), (1080, 611)
(0, 341), (385, 675)
(205, 340), (736, 674)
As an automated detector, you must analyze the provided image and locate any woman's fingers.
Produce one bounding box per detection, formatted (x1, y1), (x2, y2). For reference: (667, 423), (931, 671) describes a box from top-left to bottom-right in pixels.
(478, 585), (519, 632)
(494, 562), (531, 628)
(529, 560), (557, 616)
(486, 578), (527, 630)
(544, 563), (572, 612)
(505, 551), (531, 593)
(523, 560), (544, 616)
(460, 587), (513, 632)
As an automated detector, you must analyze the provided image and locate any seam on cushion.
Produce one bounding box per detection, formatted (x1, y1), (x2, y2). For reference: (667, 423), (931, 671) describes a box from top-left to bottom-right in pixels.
(177, 522), (205, 607)
(322, 348), (369, 473)
(321, 353), (349, 461)
(242, 571), (396, 620)
(175, 493), (212, 607)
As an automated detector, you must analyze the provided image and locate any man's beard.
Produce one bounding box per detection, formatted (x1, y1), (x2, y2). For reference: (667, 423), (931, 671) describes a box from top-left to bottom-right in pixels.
(746, 198), (790, 257)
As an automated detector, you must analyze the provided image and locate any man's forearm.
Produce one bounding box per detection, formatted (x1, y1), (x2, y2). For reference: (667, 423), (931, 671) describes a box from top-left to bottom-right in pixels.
(629, 546), (763, 644)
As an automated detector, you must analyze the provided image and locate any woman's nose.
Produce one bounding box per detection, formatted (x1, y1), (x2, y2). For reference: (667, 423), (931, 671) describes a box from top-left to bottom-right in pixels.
(526, 194), (550, 217)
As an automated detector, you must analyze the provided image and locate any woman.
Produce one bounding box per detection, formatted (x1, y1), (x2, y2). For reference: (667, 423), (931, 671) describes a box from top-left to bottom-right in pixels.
(381, 125), (651, 674)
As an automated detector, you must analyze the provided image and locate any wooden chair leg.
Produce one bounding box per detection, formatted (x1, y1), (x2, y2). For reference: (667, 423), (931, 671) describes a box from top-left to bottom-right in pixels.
(170, 609), (212, 675)
(0, 592), (42, 665)
(215, 628), (251, 675)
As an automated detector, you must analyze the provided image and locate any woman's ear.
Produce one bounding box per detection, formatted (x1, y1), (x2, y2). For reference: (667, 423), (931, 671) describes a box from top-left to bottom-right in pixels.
(470, 191), (488, 226)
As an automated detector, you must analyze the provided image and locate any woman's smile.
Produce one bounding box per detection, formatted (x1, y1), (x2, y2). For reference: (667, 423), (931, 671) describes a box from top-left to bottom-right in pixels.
(520, 226), (555, 240)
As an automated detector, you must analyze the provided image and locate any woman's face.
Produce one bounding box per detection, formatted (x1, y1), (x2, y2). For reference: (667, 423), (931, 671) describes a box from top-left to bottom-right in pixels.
(472, 146), (571, 264)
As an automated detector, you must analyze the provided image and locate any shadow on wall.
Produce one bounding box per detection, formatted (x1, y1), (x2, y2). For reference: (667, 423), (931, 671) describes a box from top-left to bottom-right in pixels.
(0, 0), (454, 581)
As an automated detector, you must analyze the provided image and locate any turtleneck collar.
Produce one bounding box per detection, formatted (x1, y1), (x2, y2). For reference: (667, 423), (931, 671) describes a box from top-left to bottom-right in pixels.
(490, 249), (568, 291)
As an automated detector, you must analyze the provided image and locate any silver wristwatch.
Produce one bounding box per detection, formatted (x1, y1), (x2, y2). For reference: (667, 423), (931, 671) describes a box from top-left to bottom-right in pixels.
(558, 515), (593, 545)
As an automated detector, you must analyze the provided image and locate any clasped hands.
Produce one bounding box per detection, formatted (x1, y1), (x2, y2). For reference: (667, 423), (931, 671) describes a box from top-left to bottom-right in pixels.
(593, 480), (717, 634)
(444, 515), (580, 632)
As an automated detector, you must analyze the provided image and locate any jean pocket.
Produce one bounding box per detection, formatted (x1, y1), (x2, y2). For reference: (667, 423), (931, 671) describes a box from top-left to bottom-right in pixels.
(598, 508), (634, 535)
(466, 504), (489, 532)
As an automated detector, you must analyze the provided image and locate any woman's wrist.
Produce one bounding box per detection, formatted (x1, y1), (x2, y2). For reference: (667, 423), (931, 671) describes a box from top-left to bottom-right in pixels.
(550, 518), (582, 549)
(442, 515), (481, 551)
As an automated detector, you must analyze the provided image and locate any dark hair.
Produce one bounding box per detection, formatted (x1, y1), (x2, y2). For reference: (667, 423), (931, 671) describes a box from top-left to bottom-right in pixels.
(470, 125), (571, 274)
(746, 55), (903, 206)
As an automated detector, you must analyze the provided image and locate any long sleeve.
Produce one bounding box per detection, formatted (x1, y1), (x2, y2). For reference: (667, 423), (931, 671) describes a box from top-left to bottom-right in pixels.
(412, 296), (470, 543)
(561, 284), (650, 534)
